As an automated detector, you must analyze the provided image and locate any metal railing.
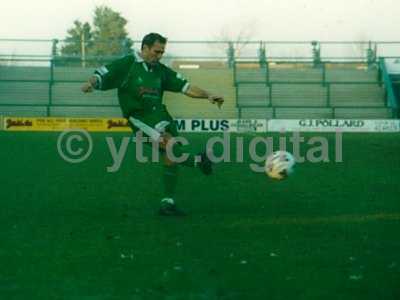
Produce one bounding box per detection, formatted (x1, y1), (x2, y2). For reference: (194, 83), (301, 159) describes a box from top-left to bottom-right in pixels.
(236, 81), (387, 118)
(2, 39), (400, 65)
(0, 57), (119, 117)
(378, 57), (399, 118)
(233, 59), (396, 118)
(0, 47), (399, 119)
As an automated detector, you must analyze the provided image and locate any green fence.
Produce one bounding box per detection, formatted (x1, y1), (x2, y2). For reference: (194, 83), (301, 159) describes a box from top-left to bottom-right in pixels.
(2, 39), (400, 63)
(378, 57), (399, 118)
(0, 57), (120, 117)
(1, 39), (400, 119)
(234, 60), (397, 119)
(0, 57), (235, 118)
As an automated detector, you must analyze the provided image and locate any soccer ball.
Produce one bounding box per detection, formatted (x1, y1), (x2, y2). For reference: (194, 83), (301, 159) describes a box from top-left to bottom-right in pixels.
(265, 151), (295, 180)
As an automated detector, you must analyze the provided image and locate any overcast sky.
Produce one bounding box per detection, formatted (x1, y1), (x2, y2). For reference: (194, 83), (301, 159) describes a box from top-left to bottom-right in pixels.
(1, 0), (399, 41)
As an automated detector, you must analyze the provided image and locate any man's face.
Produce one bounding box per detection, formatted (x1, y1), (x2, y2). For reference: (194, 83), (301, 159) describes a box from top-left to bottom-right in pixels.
(142, 41), (166, 65)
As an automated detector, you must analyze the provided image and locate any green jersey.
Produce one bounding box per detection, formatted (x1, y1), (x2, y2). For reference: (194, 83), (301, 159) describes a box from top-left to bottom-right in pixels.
(94, 51), (189, 118)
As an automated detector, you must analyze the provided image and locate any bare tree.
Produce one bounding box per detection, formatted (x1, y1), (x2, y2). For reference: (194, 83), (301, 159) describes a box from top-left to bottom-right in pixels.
(352, 32), (371, 59)
(210, 21), (258, 59)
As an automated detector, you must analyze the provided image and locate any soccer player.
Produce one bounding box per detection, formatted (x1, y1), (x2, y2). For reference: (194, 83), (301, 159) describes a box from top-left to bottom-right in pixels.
(81, 33), (224, 216)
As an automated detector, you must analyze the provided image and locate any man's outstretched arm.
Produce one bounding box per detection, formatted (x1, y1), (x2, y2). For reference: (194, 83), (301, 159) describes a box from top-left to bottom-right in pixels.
(81, 56), (134, 93)
(184, 85), (224, 109)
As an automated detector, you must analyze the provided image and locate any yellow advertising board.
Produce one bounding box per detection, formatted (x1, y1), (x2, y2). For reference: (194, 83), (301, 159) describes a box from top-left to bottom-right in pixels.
(3, 117), (131, 132)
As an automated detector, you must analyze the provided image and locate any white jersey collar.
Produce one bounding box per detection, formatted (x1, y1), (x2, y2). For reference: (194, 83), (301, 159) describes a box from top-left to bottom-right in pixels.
(134, 50), (144, 63)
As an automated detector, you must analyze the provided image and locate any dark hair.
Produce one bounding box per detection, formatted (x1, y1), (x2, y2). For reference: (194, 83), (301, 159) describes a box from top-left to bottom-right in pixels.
(141, 33), (167, 50)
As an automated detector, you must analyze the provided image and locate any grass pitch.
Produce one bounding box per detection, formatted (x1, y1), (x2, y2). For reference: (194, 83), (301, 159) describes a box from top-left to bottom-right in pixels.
(0, 131), (399, 299)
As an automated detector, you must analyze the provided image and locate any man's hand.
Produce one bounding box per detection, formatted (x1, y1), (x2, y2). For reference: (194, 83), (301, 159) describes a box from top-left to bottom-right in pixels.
(81, 76), (98, 93)
(208, 95), (224, 109)
(81, 82), (94, 93)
